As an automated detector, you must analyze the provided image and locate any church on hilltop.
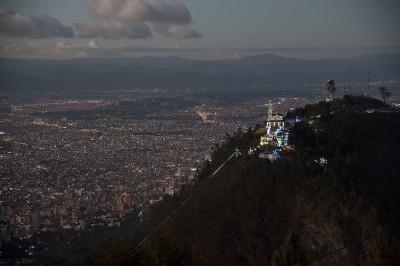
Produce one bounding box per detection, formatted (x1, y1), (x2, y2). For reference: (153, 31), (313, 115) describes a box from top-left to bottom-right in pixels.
(266, 100), (285, 128)
(260, 101), (299, 147)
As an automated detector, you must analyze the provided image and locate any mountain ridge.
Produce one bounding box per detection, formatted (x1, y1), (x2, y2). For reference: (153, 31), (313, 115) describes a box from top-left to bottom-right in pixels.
(132, 96), (400, 266)
(35, 96), (400, 265)
(1, 53), (399, 93)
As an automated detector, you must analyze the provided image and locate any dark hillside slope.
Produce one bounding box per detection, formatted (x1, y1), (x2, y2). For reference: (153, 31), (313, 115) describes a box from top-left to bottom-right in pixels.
(101, 97), (400, 266)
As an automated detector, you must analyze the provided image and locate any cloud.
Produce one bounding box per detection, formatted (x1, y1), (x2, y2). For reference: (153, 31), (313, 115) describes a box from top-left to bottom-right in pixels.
(77, 0), (201, 39)
(87, 40), (100, 49)
(85, 0), (192, 23)
(1, 43), (31, 54)
(74, 21), (151, 39)
(55, 40), (101, 50)
(0, 41), (204, 59)
(111, 43), (204, 53)
(0, 1), (201, 40)
(53, 40), (127, 57)
(0, 41), (107, 59)
(229, 46), (400, 53)
(0, 6), (74, 38)
(164, 25), (201, 39)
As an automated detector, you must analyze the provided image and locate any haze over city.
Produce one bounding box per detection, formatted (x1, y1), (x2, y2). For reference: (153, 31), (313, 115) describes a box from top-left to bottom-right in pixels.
(1, 1), (400, 265)
(0, 0), (399, 60)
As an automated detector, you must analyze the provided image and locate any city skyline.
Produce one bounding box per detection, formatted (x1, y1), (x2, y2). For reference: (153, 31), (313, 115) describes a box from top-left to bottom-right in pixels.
(0, 0), (399, 60)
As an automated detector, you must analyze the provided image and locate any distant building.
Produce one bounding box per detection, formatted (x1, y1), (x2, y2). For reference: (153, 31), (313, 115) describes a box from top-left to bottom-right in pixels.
(260, 101), (299, 148)
(165, 186), (175, 196)
(266, 100), (285, 128)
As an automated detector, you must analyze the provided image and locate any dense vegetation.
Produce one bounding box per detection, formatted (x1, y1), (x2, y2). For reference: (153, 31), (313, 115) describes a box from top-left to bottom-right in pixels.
(98, 96), (400, 266)
(31, 96), (399, 265)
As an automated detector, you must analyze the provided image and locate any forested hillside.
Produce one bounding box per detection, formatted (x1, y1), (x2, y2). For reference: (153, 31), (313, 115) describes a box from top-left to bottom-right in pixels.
(101, 96), (400, 266)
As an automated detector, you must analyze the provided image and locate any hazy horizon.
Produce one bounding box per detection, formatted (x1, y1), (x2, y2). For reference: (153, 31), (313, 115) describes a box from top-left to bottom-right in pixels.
(0, 0), (399, 60)
(1, 51), (399, 62)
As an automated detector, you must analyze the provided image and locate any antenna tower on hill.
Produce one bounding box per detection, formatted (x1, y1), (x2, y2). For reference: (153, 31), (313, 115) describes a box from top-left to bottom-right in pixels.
(348, 67), (352, 95)
(367, 70), (371, 96)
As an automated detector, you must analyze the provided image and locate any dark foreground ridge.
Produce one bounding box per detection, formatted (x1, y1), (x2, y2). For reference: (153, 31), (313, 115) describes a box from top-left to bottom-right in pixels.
(46, 96), (400, 265)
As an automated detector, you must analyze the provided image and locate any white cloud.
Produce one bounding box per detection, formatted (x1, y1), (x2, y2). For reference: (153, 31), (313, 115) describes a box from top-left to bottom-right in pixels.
(0, 41), (204, 59)
(76, 0), (201, 39)
(164, 25), (201, 39)
(0, 1), (201, 40)
(54, 40), (106, 52)
(0, 6), (74, 38)
(87, 40), (100, 49)
(85, 0), (192, 23)
(74, 20), (151, 39)
(1, 41), (108, 59)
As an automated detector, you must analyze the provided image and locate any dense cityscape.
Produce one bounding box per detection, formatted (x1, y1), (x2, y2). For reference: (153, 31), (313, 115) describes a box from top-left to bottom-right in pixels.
(0, 88), (321, 250)
(0, 0), (398, 263)
(1, 82), (399, 265)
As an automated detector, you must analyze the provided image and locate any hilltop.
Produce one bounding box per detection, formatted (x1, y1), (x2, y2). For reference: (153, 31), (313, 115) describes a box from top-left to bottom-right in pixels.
(40, 96), (400, 265)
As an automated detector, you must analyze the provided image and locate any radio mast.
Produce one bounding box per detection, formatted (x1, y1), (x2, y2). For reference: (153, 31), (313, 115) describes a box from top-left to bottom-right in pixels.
(348, 67), (352, 95)
(367, 70), (371, 96)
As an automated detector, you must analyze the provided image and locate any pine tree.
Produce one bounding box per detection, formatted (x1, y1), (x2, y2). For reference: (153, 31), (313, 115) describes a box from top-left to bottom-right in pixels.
(379, 87), (391, 103)
(271, 230), (306, 266)
(99, 232), (140, 266)
(361, 227), (399, 266)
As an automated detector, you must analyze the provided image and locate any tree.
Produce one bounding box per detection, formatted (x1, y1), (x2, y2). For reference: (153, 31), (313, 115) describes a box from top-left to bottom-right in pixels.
(141, 226), (190, 266)
(271, 231), (306, 266)
(99, 232), (140, 266)
(326, 80), (336, 101)
(361, 227), (400, 266)
(379, 87), (391, 103)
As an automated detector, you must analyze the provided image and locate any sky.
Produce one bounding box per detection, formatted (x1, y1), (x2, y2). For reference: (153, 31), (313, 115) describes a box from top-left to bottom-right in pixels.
(0, 0), (399, 60)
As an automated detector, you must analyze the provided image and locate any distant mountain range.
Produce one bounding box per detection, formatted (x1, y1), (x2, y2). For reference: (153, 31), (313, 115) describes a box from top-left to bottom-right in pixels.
(0, 53), (399, 93)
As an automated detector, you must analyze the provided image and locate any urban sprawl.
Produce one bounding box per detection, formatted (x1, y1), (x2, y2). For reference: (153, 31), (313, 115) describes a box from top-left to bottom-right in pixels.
(0, 88), (333, 245)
